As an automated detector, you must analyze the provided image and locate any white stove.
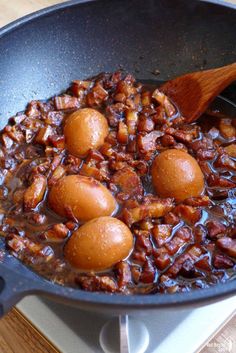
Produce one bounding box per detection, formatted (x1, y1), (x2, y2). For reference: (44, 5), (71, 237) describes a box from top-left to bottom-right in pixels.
(16, 295), (236, 353)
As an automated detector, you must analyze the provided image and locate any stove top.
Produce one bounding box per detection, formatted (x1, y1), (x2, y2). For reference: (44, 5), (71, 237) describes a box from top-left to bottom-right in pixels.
(17, 295), (236, 353)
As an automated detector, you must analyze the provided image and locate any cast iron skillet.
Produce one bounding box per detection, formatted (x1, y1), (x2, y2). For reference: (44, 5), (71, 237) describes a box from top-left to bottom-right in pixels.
(0, 0), (235, 317)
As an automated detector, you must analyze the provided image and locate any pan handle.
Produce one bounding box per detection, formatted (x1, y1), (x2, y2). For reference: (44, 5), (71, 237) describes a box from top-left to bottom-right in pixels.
(0, 264), (38, 317)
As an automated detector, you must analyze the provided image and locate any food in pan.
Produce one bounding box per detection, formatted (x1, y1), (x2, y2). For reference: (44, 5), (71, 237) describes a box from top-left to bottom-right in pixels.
(0, 71), (235, 294)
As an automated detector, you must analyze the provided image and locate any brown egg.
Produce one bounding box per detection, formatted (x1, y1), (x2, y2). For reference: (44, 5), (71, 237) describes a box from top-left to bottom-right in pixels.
(64, 108), (108, 157)
(48, 175), (117, 222)
(64, 216), (133, 271)
(152, 149), (204, 201)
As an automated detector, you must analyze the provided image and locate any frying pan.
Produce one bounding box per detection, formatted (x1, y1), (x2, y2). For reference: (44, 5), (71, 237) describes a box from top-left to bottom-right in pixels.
(0, 0), (235, 321)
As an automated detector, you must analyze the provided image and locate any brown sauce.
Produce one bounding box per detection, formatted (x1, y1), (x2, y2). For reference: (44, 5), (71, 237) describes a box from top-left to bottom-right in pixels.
(0, 71), (235, 295)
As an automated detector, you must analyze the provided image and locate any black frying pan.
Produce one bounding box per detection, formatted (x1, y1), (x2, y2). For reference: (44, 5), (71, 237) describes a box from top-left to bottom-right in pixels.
(0, 0), (235, 317)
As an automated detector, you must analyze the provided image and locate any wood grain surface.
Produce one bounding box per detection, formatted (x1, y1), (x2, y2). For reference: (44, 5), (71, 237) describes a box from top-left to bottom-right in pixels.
(0, 309), (58, 353)
(0, 1), (235, 353)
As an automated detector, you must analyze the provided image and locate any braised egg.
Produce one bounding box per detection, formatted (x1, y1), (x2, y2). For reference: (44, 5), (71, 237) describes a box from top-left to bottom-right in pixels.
(152, 149), (204, 201)
(64, 108), (108, 157)
(48, 175), (116, 221)
(64, 216), (133, 271)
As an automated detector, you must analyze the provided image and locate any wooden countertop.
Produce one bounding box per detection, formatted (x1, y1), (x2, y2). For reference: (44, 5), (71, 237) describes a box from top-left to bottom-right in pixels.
(0, 1), (235, 353)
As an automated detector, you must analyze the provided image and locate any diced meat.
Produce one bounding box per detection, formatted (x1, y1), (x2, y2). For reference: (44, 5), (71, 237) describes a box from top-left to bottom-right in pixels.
(48, 165), (66, 186)
(35, 125), (54, 145)
(140, 259), (156, 284)
(54, 95), (79, 110)
(207, 174), (235, 188)
(77, 275), (117, 293)
(152, 224), (172, 247)
(217, 237), (236, 257)
(219, 119), (236, 139)
(42, 223), (69, 242)
(213, 254), (234, 269)
(7, 234), (54, 262)
(111, 166), (143, 198)
(87, 83), (108, 106)
(174, 204), (202, 225)
(152, 89), (176, 117)
(184, 196), (211, 207)
(24, 175), (47, 210)
(164, 227), (192, 255)
(115, 261), (132, 288)
(206, 220), (226, 239)
(1, 134), (14, 149)
(224, 144), (236, 157)
(4, 125), (24, 143)
(117, 121), (129, 144)
(123, 198), (174, 226)
(134, 231), (152, 255)
(154, 251), (171, 270)
(137, 116), (155, 133)
(163, 212), (180, 226)
(167, 245), (204, 277)
(214, 154), (236, 171)
(137, 131), (163, 153)
(196, 149), (215, 160)
(194, 224), (207, 243)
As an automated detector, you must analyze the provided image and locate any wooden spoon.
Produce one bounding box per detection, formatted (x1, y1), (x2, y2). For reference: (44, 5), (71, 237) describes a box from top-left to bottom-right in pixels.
(160, 62), (236, 122)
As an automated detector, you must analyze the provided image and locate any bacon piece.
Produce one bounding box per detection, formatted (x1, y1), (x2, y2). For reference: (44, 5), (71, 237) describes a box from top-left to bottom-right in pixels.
(123, 198), (174, 226)
(152, 224), (172, 247)
(137, 131), (163, 153)
(190, 136), (214, 152)
(184, 196), (211, 207)
(117, 121), (129, 144)
(49, 135), (65, 149)
(87, 83), (108, 106)
(77, 275), (117, 293)
(224, 144), (236, 157)
(164, 227), (192, 255)
(194, 224), (207, 243)
(213, 254), (234, 269)
(42, 223), (69, 242)
(137, 116), (155, 133)
(152, 89), (176, 117)
(80, 163), (109, 182)
(106, 103), (125, 127)
(35, 125), (54, 145)
(134, 230), (152, 255)
(206, 220), (226, 239)
(140, 259), (156, 284)
(154, 251), (171, 270)
(161, 134), (176, 147)
(167, 244), (204, 277)
(174, 204), (202, 225)
(111, 167), (143, 198)
(54, 96), (79, 110)
(163, 212), (180, 226)
(24, 175), (47, 210)
(207, 174), (235, 188)
(217, 237), (236, 257)
(1, 134), (14, 149)
(126, 110), (138, 134)
(48, 165), (66, 187)
(7, 234), (54, 261)
(219, 119), (236, 139)
(4, 125), (24, 143)
(196, 149), (215, 160)
(115, 261), (132, 288)
(214, 154), (236, 171)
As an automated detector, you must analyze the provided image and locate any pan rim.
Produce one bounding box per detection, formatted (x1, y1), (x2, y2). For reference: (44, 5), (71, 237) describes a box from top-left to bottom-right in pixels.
(0, 0), (235, 308)
(0, 0), (236, 37)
